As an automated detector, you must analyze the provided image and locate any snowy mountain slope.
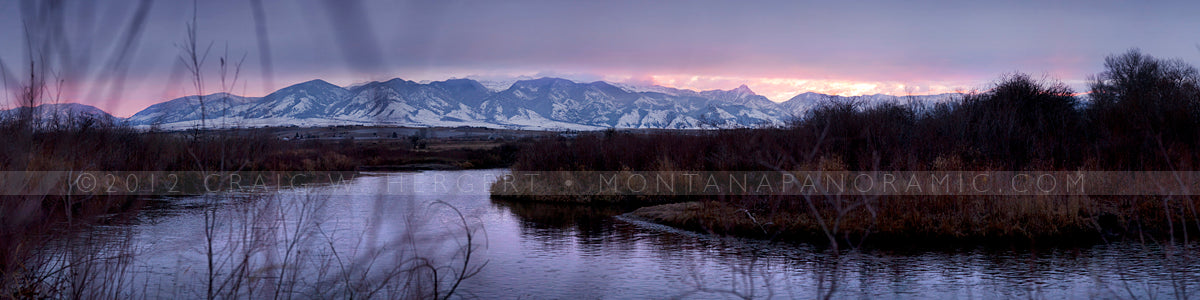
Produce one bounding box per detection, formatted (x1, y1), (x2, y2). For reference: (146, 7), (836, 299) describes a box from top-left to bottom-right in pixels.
(1, 103), (118, 124)
(239, 79), (349, 119)
(127, 93), (258, 126)
(121, 77), (958, 130)
(325, 78), (493, 125)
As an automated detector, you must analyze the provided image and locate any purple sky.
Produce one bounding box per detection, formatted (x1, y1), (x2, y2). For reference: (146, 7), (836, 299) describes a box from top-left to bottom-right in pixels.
(2, 0), (1199, 117)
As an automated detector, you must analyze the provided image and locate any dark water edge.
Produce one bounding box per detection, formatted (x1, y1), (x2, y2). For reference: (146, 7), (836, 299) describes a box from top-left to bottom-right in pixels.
(492, 198), (1200, 299)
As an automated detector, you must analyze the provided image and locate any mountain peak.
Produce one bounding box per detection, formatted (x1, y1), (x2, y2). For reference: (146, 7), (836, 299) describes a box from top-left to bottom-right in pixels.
(733, 84), (754, 94)
(266, 79), (347, 97)
(296, 79), (335, 87)
(430, 78), (487, 90)
(384, 78), (416, 85)
(270, 79), (343, 95)
(509, 77), (574, 90)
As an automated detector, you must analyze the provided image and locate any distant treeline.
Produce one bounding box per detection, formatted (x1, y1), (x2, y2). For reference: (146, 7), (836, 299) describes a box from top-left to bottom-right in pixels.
(502, 50), (1200, 245)
(0, 111), (522, 287)
(0, 120), (519, 172)
(516, 49), (1200, 173)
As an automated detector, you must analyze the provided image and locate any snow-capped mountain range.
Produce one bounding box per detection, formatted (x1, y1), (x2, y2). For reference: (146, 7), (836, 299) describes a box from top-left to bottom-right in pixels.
(5, 77), (960, 130)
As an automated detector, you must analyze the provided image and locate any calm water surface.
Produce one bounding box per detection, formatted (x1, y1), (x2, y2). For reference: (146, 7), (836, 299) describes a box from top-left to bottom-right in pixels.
(76, 169), (1200, 299)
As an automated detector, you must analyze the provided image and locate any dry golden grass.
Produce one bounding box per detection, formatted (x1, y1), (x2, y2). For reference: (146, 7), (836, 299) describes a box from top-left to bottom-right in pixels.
(628, 194), (1197, 245)
(496, 149), (1200, 245)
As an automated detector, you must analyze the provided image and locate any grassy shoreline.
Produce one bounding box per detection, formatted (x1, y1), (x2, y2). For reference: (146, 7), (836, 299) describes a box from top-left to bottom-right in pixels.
(625, 197), (1169, 247)
(491, 51), (1200, 247)
(0, 120), (527, 296)
(490, 174), (1199, 247)
(488, 175), (1200, 248)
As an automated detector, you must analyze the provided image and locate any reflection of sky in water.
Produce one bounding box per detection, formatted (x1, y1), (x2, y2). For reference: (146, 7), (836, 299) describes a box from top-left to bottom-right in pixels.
(74, 169), (1200, 298)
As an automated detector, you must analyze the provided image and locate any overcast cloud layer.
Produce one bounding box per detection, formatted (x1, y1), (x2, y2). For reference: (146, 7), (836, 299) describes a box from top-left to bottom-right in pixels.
(2, 0), (1199, 116)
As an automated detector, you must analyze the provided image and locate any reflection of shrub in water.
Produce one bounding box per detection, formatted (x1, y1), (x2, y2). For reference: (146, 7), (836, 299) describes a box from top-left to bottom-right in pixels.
(2, 192), (488, 299)
(490, 199), (631, 230)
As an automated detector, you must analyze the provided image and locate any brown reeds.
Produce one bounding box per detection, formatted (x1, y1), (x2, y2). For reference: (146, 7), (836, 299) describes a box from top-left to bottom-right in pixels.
(498, 50), (1200, 246)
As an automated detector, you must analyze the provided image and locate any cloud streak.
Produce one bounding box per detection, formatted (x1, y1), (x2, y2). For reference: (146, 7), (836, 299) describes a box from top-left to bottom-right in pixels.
(2, 0), (1199, 116)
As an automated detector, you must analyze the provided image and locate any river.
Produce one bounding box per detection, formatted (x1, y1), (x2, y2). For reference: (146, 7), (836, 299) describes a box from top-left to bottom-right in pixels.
(53, 169), (1200, 299)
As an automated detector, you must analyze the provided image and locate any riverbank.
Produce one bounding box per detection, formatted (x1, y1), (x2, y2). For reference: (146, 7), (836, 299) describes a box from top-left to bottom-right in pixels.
(488, 171), (1194, 247)
(19, 169), (1194, 299)
(0, 120), (528, 296)
(492, 176), (1198, 247)
(489, 60), (1200, 246)
(625, 197), (1159, 246)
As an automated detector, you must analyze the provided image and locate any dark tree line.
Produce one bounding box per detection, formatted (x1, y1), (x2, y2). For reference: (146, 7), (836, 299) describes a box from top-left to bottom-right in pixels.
(516, 49), (1200, 172)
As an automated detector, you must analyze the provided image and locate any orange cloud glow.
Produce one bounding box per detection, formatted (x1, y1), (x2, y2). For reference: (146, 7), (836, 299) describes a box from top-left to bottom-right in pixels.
(641, 75), (978, 102)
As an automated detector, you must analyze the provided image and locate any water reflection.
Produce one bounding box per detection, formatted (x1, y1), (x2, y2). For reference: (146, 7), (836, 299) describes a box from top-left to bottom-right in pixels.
(38, 169), (1200, 299)
(490, 185), (1200, 299)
